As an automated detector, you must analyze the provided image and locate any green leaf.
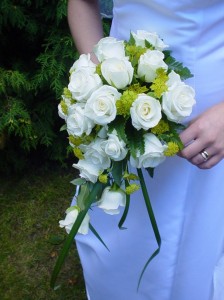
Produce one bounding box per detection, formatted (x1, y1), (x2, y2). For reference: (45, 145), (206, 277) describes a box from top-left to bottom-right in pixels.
(136, 168), (161, 290)
(146, 167), (154, 178)
(111, 160), (127, 186)
(59, 124), (67, 131)
(159, 120), (185, 151)
(50, 181), (103, 289)
(165, 55), (193, 80)
(126, 126), (145, 159)
(89, 224), (110, 251)
(76, 183), (91, 210)
(163, 50), (172, 59)
(108, 116), (127, 143)
(118, 181), (130, 230)
(145, 40), (154, 49)
(132, 56), (140, 68)
(128, 32), (135, 45)
(70, 178), (86, 186)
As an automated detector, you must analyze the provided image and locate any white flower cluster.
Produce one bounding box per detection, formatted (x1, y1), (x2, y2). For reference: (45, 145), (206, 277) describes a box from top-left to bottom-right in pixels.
(58, 30), (196, 234)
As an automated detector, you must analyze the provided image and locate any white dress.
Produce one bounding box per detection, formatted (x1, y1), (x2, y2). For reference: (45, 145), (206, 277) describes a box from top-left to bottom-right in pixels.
(75, 1), (224, 299)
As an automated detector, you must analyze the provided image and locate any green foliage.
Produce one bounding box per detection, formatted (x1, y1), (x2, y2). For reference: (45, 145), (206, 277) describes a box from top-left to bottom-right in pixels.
(108, 116), (128, 143)
(0, 0), (112, 173)
(164, 50), (193, 79)
(126, 123), (145, 159)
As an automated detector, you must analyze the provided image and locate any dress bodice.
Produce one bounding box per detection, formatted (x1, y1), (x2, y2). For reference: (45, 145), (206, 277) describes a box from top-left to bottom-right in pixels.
(111, 0), (224, 120)
(75, 2), (224, 299)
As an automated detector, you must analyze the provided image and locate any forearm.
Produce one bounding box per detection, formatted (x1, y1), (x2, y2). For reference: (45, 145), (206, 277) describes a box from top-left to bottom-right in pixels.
(67, 0), (103, 54)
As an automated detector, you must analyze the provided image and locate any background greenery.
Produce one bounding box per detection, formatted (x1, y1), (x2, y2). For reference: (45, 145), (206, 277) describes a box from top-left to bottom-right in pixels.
(0, 0), (112, 174)
(0, 0), (112, 299)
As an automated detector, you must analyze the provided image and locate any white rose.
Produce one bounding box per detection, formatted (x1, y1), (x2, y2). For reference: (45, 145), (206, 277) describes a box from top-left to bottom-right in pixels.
(59, 206), (90, 235)
(66, 104), (94, 137)
(58, 105), (65, 120)
(162, 74), (196, 123)
(130, 94), (162, 130)
(98, 186), (126, 215)
(85, 85), (121, 125)
(97, 126), (108, 139)
(58, 95), (72, 120)
(93, 37), (126, 62)
(101, 57), (134, 89)
(58, 103), (67, 120)
(130, 133), (167, 168)
(83, 138), (111, 170)
(132, 30), (168, 51)
(166, 70), (182, 87)
(73, 159), (101, 183)
(70, 53), (96, 73)
(137, 49), (168, 82)
(101, 131), (128, 161)
(68, 68), (102, 102)
(62, 94), (72, 105)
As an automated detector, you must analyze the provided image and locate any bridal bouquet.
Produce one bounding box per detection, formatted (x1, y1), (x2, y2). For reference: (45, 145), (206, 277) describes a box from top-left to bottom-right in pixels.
(51, 30), (195, 288)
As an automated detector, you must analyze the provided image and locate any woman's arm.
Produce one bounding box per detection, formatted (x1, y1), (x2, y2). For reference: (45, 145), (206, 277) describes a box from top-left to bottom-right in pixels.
(67, 0), (103, 56)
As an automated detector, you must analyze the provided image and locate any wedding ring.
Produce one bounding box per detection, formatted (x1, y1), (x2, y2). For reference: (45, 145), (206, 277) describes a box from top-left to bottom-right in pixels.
(200, 150), (209, 161)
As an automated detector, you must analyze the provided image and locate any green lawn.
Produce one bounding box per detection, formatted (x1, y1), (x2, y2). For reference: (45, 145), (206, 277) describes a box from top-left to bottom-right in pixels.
(0, 166), (87, 300)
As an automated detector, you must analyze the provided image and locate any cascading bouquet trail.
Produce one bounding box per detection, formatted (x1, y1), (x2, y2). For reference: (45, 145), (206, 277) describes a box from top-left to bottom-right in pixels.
(51, 30), (196, 288)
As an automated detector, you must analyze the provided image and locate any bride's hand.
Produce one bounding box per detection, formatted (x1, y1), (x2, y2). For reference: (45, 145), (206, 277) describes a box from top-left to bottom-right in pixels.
(179, 102), (224, 169)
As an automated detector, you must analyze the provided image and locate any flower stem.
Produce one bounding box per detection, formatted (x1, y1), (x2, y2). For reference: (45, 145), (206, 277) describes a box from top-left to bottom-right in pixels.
(50, 181), (103, 289)
(137, 168), (161, 290)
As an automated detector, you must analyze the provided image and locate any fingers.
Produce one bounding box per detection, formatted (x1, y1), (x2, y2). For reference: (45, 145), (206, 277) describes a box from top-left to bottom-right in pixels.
(189, 148), (212, 166)
(179, 139), (202, 160)
(179, 135), (223, 169)
(196, 153), (222, 169)
(179, 123), (198, 148)
(190, 149), (210, 165)
(178, 102), (224, 169)
(179, 124), (221, 169)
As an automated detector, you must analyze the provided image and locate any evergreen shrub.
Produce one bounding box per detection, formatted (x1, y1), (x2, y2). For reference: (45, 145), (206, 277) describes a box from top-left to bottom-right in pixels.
(0, 0), (112, 173)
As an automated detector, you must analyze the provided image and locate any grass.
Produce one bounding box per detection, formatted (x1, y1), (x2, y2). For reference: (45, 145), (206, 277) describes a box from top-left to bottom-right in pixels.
(0, 166), (87, 300)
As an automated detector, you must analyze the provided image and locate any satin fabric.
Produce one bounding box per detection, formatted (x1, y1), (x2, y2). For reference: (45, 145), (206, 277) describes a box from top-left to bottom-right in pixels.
(75, 1), (224, 299)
